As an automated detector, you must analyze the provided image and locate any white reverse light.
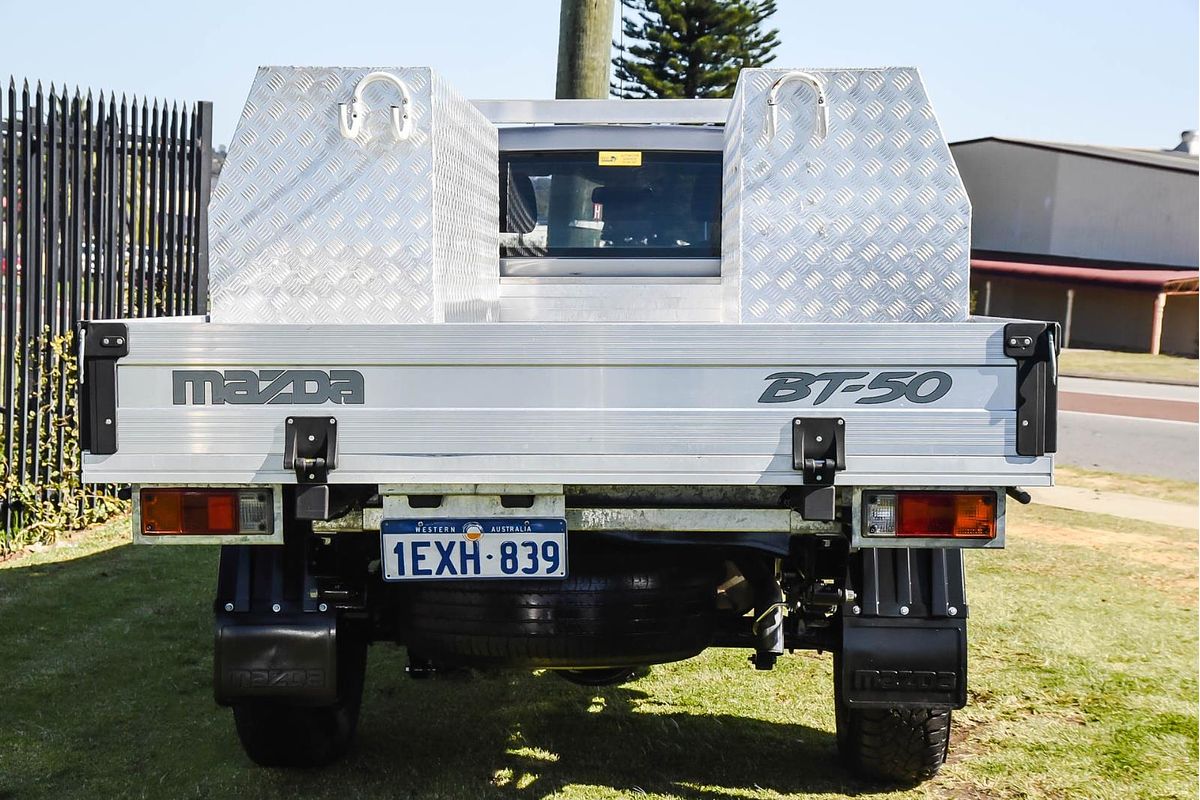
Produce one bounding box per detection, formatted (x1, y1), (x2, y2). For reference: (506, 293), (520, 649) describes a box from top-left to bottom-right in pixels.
(864, 493), (897, 537)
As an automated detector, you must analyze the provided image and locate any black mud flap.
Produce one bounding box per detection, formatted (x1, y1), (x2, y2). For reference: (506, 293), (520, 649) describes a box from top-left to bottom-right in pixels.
(214, 612), (338, 706)
(840, 547), (969, 710)
(839, 616), (967, 710)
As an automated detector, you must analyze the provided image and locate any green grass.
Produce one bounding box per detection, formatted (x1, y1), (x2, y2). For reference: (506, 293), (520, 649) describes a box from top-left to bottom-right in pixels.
(1060, 348), (1199, 385)
(1055, 465), (1200, 506)
(1, 506), (1196, 800)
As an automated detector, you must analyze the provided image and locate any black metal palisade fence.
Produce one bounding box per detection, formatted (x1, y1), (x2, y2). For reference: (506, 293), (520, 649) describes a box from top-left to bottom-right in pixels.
(0, 79), (213, 550)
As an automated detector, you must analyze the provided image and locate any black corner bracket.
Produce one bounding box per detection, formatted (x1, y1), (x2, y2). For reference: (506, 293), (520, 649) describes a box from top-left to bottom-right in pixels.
(79, 321), (130, 456)
(1003, 322), (1061, 457)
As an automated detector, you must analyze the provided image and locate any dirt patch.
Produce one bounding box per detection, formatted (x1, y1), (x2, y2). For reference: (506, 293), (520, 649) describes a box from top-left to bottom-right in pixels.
(941, 721), (1032, 800)
(939, 778), (1074, 800)
(947, 716), (992, 761)
(937, 780), (1003, 800)
(942, 709), (1088, 800)
(1019, 521), (1196, 565)
(1017, 521), (1198, 603)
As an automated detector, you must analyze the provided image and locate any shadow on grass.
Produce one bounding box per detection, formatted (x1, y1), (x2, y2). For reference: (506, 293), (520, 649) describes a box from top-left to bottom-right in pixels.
(1, 541), (893, 800)
(312, 658), (891, 800)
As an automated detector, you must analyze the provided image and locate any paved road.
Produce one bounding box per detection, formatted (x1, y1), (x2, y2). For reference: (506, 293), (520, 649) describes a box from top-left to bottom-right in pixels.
(1057, 377), (1198, 481)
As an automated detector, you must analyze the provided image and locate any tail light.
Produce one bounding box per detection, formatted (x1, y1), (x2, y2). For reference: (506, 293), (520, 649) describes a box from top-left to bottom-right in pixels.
(864, 491), (996, 540)
(140, 488), (272, 536)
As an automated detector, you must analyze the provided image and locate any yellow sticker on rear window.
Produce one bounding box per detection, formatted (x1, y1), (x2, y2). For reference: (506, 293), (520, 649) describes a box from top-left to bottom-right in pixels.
(598, 151), (643, 167)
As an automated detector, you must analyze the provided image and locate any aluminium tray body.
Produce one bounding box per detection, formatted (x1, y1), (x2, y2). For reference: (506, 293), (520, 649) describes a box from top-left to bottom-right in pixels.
(209, 66), (498, 325)
(722, 68), (971, 323)
(81, 318), (1052, 489)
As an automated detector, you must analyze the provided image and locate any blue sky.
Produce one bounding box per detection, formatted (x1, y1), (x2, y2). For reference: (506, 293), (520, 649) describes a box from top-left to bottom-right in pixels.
(3, 0), (1196, 150)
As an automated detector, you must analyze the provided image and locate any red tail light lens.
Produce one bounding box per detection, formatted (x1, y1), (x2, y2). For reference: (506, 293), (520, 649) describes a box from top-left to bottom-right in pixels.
(896, 492), (996, 539)
(141, 489), (261, 535)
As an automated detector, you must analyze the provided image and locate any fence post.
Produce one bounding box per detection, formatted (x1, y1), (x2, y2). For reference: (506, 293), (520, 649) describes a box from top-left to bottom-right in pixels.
(193, 101), (212, 316)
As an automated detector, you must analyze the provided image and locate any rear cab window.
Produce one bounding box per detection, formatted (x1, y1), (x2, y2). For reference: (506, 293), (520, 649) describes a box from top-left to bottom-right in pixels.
(500, 151), (722, 259)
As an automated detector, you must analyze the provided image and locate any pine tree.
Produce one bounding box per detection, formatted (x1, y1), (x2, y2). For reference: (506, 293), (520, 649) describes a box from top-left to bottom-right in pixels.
(612, 0), (780, 99)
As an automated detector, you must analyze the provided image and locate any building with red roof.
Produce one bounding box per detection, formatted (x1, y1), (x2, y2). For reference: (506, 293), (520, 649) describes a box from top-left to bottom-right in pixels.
(951, 133), (1198, 356)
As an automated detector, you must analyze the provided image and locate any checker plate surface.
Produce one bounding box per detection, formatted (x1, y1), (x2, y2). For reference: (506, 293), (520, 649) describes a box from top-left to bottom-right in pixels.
(209, 66), (498, 324)
(722, 68), (970, 323)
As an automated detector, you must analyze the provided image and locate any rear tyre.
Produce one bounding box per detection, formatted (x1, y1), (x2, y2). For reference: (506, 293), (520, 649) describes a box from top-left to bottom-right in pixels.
(232, 634), (367, 768)
(405, 544), (719, 668)
(833, 656), (951, 784)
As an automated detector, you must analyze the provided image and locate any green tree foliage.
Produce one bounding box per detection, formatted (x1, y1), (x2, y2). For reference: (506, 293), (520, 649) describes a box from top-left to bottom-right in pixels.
(612, 0), (780, 99)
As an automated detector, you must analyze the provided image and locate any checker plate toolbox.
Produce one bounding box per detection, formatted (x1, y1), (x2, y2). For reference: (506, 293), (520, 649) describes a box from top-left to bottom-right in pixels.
(81, 65), (1056, 492)
(209, 67), (498, 325)
(721, 68), (970, 323)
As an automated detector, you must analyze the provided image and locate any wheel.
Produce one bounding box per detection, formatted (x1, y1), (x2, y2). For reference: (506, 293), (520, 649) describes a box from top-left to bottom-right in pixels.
(836, 705), (951, 784)
(553, 666), (644, 687)
(232, 634), (367, 767)
(404, 543), (719, 668)
(833, 655), (951, 784)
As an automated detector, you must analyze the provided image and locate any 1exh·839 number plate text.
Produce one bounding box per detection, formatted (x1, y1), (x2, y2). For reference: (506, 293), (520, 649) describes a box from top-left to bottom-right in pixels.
(380, 518), (568, 581)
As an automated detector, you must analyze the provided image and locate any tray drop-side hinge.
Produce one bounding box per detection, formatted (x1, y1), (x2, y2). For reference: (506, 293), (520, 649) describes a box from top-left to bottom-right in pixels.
(789, 418), (845, 522)
(284, 416), (338, 484)
(285, 416), (340, 521)
(792, 417), (845, 483)
(1003, 322), (1061, 457)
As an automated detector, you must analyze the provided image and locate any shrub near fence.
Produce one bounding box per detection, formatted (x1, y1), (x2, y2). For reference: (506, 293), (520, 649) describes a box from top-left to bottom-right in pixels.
(0, 79), (212, 552)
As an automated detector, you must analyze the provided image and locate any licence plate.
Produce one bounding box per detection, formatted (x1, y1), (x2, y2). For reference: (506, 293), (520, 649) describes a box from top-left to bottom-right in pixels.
(380, 518), (568, 581)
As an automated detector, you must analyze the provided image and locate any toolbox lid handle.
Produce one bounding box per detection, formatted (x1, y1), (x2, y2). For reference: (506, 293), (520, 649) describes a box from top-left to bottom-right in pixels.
(338, 71), (414, 141)
(765, 71), (828, 144)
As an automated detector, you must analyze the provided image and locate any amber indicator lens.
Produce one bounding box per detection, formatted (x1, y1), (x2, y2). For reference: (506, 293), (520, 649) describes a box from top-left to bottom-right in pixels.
(895, 492), (996, 539)
(141, 489), (257, 535)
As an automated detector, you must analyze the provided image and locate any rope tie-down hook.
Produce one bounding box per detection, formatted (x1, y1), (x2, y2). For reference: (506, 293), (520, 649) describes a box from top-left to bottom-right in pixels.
(766, 71), (828, 144)
(338, 71), (414, 141)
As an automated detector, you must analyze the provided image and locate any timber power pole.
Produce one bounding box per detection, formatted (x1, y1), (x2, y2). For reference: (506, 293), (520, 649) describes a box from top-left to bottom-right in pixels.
(556, 0), (616, 98)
